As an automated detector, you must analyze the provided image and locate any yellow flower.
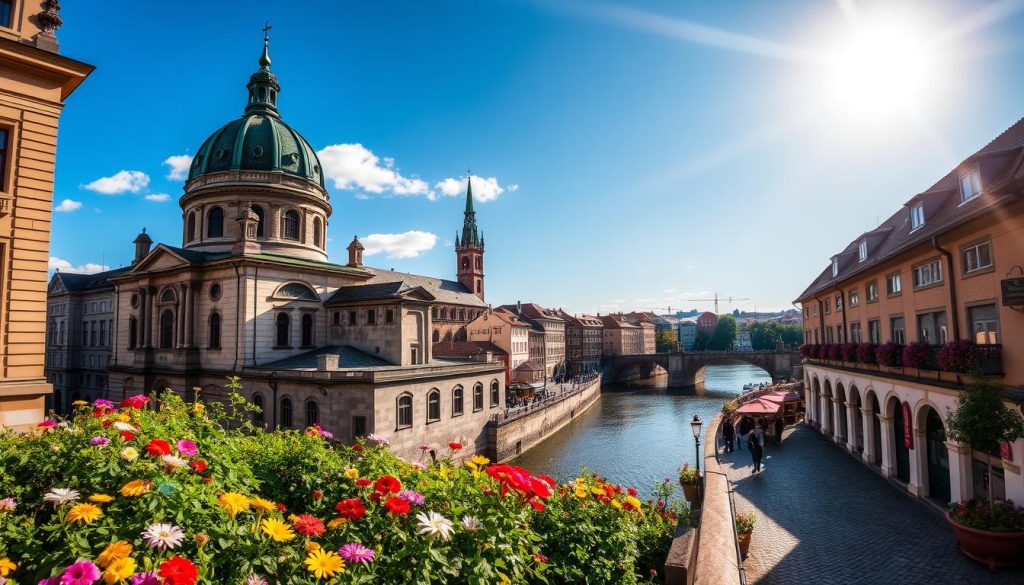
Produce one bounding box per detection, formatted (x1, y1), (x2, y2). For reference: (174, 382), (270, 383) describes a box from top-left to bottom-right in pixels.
(0, 557), (16, 577)
(89, 494), (114, 504)
(97, 540), (133, 568)
(343, 468), (359, 480)
(611, 500), (623, 510)
(67, 503), (103, 524)
(120, 447), (139, 462)
(250, 497), (276, 513)
(260, 518), (296, 542)
(120, 479), (153, 497)
(472, 454), (490, 466)
(72, 400), (89, 407)
(464, 461), (478, 471)
(102, 556), (136, 584)
(193, 402), (205, 415)
(591, 487), (604, 496)
(626, 496), (642, 509)
(116, 413), (131, 422)
(574, 488), (588, 499)
(218, 492), (251, 517)
(327, 517), (347, 530)
(306, 541), (321, 552)
(498, 572), (511, 585)
(304, 548), (344, 579)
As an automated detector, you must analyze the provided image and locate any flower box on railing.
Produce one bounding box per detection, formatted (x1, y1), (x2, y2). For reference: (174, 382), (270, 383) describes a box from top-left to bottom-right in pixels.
(801, 342), (1003, 379)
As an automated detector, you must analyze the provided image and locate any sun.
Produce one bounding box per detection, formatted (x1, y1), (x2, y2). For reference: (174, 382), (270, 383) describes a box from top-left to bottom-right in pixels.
(819, 13), (941, 119)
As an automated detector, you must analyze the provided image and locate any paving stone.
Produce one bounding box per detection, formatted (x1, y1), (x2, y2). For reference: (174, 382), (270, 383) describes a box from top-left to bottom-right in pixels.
(719, 425), (1024, 585)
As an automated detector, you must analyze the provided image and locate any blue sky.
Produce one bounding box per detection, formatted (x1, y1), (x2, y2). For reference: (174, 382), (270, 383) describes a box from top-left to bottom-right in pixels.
(49, 0), (1024, 314)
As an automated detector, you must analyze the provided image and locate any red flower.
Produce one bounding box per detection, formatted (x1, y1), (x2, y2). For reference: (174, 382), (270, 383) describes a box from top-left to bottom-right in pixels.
(101, 419), (113, 427)
(159, 556), (198, 585)
(448, 442), (463, 451)
(312, 490), (323, 500)
(201, 476), (213, 483)
(352, 443), (363, 452)
(534, 553), (549, 563)
(627, 487), (638, 496)
(355, 478), (372, 487)
(190, 459), (208, 473)
(145, 439), (172, 456)
(383, 496), (410, 516)
(121, 395), (151, 409)
(292, 513), (326, 536)
(374, 476), (401, 494)
(276, 503), (287, 511)
(120, 431), (135, 441)
(335, 498), (366, 520)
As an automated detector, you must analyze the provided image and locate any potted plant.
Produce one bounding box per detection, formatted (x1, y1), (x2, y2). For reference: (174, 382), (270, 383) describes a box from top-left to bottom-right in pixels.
(944, 381), (1024, 569)
(901, 341), (931, 371)
(840, 342), (858, 363)
(874, 341), (902, 368)
(735, 511), (756, 559)
(679, 463), (700, 504)
(857, 342), (877, 365)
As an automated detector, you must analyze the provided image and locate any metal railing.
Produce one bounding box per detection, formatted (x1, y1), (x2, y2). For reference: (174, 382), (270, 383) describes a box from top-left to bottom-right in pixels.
(489, 375), (601, 424)
(804, 343), (1002, 376)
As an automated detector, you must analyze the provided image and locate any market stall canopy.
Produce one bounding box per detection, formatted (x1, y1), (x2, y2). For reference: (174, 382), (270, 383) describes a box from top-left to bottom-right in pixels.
(763, 390), (802, 403)
(735, 398), (783, 415)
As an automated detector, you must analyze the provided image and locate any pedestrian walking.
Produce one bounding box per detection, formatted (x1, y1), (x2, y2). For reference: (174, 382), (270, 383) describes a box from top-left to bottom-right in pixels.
(750, 424), (765, 473)
(722, 418), (735, 453)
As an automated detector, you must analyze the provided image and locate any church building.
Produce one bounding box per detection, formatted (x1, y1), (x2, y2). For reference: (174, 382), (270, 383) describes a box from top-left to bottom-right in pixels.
(48, 34), (503, 459)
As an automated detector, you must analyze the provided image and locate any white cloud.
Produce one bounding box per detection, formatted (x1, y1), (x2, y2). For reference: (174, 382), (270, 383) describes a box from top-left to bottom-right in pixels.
(362, 231), (438, 259)
(144, 193), (171, 202)
(53, 199), (82, 213)
(48, 256), (110, 275)
(434, 175), (512, 203)
(317, 143), (429, 196)
(163, 155), (193, 181)
(83, 170), (150, 195)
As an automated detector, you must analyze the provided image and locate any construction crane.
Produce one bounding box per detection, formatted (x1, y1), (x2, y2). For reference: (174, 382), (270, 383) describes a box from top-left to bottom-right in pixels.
(686, 293), (750, 316)
(637, 306), (674, 316)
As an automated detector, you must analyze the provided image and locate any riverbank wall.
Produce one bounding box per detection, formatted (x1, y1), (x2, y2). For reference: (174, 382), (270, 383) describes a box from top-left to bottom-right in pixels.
(486, 376), (602, 461)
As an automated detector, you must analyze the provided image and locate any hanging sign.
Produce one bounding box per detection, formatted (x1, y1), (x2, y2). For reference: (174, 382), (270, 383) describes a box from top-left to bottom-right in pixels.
(901, 401), (913, 449)
(1002, 277), (1024, 307)
(1001, 441), (1013, 462)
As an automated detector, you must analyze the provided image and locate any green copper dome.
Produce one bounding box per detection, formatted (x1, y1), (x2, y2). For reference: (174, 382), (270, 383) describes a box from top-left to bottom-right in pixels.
(187, 33), (324, 188)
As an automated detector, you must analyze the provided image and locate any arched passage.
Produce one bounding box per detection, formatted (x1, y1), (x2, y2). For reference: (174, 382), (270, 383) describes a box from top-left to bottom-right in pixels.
(920, 405), (951, 504)
(811, 376), (821, 425)
(867, 390), (882, 468)
(849, 385), (863, 453)
(822, 380), (834, 436)
(835, 382), (848, 443)
(888, 396), (911, 483)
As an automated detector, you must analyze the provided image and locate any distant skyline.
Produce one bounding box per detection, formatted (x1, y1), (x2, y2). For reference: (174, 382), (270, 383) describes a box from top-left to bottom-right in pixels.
(48, 1), (1024, 314)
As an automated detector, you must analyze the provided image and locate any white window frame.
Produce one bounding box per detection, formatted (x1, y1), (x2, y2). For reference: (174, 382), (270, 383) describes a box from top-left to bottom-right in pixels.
(910, 204), (925, 230)
(886, 273), (902, 295)
(832, 258), (839, 277)
(962, 242), (993, 274)
(960, 168), (982, 203)
(858, 240), (867, 262)
(912, 259), (943, 288)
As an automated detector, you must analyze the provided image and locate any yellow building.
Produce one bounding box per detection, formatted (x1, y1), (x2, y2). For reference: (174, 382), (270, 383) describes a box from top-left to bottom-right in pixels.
(0, 1), (92, 428)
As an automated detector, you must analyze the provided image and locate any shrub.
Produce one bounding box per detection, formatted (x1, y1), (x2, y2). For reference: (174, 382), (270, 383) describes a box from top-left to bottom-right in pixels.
(856, 343), (877, 364)
(947, 499), (1024, 533)
(735, 511), (756, 534)
(0, 389), (682, 585)
(721, 400), (738, 415)
(875, 342), (902, 367)
(938, 340), (979, 373)
(901, 341), (931, 369)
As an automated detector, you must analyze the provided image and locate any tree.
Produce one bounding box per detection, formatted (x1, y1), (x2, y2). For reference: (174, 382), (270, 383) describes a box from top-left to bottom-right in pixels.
(946, 382), (1024, 505)
(692, 330), (711, 351)
(709, 315), (737, 350)
(655, 329), (678, 353)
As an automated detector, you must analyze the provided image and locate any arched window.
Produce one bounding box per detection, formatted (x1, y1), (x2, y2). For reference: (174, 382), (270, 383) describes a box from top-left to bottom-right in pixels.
(427, 389), (441, 422)
(276, 313), (290, 347)
(282, 210), (300, 241)
(431, 307), (438, 319)
(455, 327), (467, 342)
(128, 316), (137, 349)
(441, 308), (448, 320)
(252, 393), (265, 425)
(160, 287), (176, 303)
(475, 257), (481, 269)
(306, 399), (319, 426)
(274, 282), (318, 301)
(432, 329), (440, 342)
(208, 312), (221, 348)
(459, 309), (465, 321)
(313, 217), (323, 248)
(207, 207), (224, 238)
(186, 212), (196, 242)
(249, 203), (262, 235)
(473, 383), (484, 412)
(397, 394), (413, 428)
(452, 386), (464, 416)
(462, 256), (469, 270)
(280, 397), (293, 428)
(490, 380), (500, 407)
(159, 309), (174, 349)
(301, 313), (314, 347)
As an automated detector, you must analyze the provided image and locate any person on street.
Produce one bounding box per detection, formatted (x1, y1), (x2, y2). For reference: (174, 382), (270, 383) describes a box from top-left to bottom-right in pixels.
(749, 424), (765, 473)
(722, 418), (735, 453)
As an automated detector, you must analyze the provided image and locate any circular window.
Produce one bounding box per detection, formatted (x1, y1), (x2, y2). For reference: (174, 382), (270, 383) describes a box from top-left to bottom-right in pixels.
(214, 148), (226, 160)
(288, 152), (299, 165)
(130, 293), (139, 308)
(210, 283), (222, 302)
(251, 145), (264, 158)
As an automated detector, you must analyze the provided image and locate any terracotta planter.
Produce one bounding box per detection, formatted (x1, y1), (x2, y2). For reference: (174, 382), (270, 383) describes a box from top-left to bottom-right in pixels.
(680, 481), (698, 504)
(738, 530), (752, 559)
(947, 512), (1024, 571)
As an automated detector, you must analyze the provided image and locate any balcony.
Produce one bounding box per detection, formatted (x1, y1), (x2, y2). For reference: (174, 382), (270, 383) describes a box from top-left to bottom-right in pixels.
(801, 342), (1003, 386)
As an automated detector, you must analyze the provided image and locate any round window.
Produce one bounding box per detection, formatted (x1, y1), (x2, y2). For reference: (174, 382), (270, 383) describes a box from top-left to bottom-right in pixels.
(251, 145), (264, 158)
(210, 283), (222, 301)
(214, 148), (226, 160)
(130, 293), (139, 308)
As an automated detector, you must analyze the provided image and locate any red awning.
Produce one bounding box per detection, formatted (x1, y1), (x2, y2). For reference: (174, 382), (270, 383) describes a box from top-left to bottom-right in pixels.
(734, 398), (782, 415)
(763, 390), (802, 403)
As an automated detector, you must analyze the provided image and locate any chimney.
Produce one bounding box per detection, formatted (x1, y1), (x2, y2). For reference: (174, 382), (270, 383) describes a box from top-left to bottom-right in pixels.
(132, 228), (153, 265)
(317, 354), (340, 371)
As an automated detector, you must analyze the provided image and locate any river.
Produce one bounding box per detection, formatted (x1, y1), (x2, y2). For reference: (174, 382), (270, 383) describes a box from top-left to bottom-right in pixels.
(511, 363), (771, 497)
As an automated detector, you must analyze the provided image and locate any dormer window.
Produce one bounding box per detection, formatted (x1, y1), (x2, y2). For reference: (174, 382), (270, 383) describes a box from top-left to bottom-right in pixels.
(910, 203), (925, 230)
(832, 258), (839, 277)
(960, 168), (981, 202)
(858, 241), (867, 262)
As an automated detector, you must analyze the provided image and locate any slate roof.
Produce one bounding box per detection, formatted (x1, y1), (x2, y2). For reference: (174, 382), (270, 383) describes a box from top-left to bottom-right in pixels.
(599, 314), (640, 329)
(432, 341), (507, 358)
(363, 267), (485, 307)
(255, 345), (390, 370)
(797, 117), (1024, 301)
(53, 267), (131, 293)
(326, 282), (430, 304)
(124, 245), (370, 277)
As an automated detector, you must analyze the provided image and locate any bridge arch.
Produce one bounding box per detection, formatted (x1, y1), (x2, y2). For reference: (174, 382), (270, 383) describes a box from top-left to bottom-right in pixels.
(602, 350), (800, 388)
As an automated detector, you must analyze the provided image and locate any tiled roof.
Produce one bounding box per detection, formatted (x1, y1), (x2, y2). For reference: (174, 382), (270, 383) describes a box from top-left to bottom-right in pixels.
(478, 310), (531, 328)
(256, 345), (390, 370)
(797, 116), (1024, 301)
(326, 281), (431, 304)
(497, 303), (564, 323)
(599, 314), (639, 329)
(53, 267), (131, 293)
(363, 266), (485, 307)
(432, 341), (507, 357)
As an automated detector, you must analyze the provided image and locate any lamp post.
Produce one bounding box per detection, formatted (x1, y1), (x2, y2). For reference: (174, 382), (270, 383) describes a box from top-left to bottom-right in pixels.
(691, 414), (703, 474)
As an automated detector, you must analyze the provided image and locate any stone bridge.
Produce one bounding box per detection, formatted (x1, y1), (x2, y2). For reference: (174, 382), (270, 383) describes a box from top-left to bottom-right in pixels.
(602, 350), (802, 387)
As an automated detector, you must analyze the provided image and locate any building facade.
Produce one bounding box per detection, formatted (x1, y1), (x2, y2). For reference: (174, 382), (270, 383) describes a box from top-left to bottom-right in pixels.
(797, 116), (1024, 505)
(696, 311), (719, 332)
(558, 311), (603, 374)
(677, 319), (697, 350)
(0, 1), (92, 429)
(466, 309), (530, 382)
(599, 314), (643, 356)
(499, 303), (566, 380)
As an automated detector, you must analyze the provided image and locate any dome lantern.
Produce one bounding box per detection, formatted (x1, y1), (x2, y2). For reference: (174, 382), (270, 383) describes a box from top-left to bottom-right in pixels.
(245, 23), (280, 118)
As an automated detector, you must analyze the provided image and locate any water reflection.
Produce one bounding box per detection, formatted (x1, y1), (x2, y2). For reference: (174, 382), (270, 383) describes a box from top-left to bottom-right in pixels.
(511, 363), (771, 497)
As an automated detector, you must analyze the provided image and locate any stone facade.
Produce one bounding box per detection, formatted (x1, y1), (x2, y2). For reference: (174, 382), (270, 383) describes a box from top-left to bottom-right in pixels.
(558, 311), (603, 374)
(466, 309), (530, 380)
(600, 314), (643, 356)
(0, 1), (92, 429)
(498, 303), (566, 379)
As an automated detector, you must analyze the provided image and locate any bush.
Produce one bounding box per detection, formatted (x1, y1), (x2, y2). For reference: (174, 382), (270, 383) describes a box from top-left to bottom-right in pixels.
(735, 511), (755, 534)
(856, 343), (877, 364)
(0, 390), (683, 584)
(901, 341), (931, 369)
(875, 342), (903, 367)
(678, 463), (699, 485)
(947, 499), (1024, 533)
(938, 340), (979, 373)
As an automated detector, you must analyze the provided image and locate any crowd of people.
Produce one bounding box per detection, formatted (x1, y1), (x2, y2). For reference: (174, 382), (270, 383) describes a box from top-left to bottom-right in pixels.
(501, 371), (602, 416)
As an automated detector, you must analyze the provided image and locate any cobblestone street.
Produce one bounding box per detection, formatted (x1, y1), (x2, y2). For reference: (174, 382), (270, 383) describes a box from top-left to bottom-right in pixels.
(719, 425), (1024, 585)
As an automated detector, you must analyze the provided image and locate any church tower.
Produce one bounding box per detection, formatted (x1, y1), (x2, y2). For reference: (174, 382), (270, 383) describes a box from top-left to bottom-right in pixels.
(455, 175), (485, 300)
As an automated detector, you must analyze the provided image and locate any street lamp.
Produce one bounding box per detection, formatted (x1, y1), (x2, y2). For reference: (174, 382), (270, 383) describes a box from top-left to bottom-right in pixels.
(691, 414), (703, 474)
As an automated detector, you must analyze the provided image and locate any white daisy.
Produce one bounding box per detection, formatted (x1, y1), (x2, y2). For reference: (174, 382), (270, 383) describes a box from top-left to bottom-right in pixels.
(43, 488), (80, 507)
(142, 522), (185, 550)
(160, 454), (188, 471)
(113, 421), (135, 432)
(460, 516), (483, 531)
(416, 511), (454, 541)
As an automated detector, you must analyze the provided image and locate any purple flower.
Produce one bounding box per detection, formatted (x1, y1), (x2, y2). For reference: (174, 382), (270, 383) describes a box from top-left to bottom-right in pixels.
(338, 543), (375, 564)
(129, 573), (160, 585)
(367, 433), (389, 446)
(89, 436), (110, 447)
(93, 399), (115, 409)
(60, 561), (100, 585)
(398, 489), (424, 506)
(37, 578), (61, 585)
(245, 576), (269, 585)
(175, 439), (198, 457)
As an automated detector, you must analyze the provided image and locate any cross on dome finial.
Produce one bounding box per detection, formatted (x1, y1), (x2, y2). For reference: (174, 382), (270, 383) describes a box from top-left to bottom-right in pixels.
(259, 22), (272, 69)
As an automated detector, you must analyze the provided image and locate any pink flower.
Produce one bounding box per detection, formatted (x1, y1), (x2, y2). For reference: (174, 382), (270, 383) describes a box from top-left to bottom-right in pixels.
(37, 419), (57, 430)
(90, 436), (111, 447)
(93, 399), (115, 409)
(129, 573), (160, 585)
(338, 543), (375, 564)
(60, 560), (101, 585)
(176, 439), (198, 457)
(121, 395), (150, 409)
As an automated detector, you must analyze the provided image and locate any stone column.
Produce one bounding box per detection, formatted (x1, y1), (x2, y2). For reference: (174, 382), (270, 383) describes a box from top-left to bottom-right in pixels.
(832, 397), (844, 443)
(176, 283), (186, 348)
(861, 407), (875, 465)
(845, 402), (857, 452)
(185, 283), (197, 347)
(268, 205), (282, 240)
(878, 415), (894, 478)
(946, 440), (973, 503)
(909, 428), (926, 496)
(144, 287), (155, 348)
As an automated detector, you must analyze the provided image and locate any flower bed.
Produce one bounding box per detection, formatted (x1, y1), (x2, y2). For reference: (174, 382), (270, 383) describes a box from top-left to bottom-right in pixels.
(0, 389), (685, 584)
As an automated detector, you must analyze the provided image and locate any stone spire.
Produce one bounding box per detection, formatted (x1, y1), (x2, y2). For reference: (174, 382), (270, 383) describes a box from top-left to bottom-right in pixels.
(132, 227), (153, 265)
(245, 23), (281, 117)
(458, 174), (482, 250)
